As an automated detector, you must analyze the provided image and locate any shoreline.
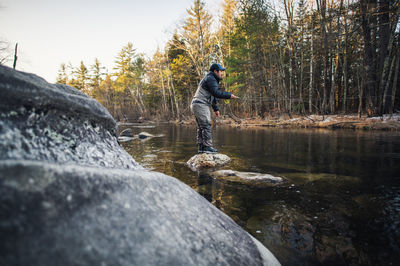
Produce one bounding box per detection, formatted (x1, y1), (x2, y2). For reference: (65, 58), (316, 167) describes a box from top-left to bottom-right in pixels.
(175, 113), (400, 131)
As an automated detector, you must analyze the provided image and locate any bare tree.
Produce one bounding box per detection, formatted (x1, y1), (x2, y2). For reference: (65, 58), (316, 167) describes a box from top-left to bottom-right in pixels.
(0, 39), (10, 65)
(316, 0), (330, 114)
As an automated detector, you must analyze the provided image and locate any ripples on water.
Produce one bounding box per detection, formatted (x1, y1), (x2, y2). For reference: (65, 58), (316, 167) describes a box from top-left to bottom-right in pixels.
(121, 123), (400, 265)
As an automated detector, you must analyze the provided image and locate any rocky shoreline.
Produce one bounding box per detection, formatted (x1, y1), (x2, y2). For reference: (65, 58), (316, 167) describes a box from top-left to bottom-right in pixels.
(176, 113), (400, 131)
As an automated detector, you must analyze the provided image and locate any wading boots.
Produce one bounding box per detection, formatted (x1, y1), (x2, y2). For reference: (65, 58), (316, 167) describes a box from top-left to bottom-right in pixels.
(198, 144), (204, 153)
(198, 144), (218, 154)
(202, 146), (218, 154)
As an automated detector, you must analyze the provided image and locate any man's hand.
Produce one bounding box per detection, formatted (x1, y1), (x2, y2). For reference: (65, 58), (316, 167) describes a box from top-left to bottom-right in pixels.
(230, 94), (239, 99)
(215, 111), (220, 117)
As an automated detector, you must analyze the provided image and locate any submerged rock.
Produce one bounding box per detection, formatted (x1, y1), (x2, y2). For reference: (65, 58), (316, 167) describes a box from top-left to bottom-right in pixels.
(117, 131), (163, 143)
(211, 170), (285, 186)
(118, 128), (136, 142)
(119, 128), (134, 137)
(246, 204), (316, 266)
(118, 136), (136, 143)
(0, 66), (280, 266)
(187, 153), (231, 169)
(138, 131), (155, 139)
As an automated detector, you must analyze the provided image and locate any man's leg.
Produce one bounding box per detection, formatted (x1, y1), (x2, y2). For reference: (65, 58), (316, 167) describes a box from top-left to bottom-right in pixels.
(192, 104), (216, 153)
(195, 117), (204, 153)
(191, 104), (207, 153)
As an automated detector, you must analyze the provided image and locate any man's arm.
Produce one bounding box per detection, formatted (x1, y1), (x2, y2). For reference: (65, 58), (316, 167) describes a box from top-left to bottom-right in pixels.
(212, 98), (220, 117)
(206, 78), (232, 99)
(212, 98), (219, 112)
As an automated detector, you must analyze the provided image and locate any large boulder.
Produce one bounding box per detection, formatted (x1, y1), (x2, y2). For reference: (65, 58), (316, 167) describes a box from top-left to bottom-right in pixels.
(0, 66), (137, 169)
(0, 66), (280, 266)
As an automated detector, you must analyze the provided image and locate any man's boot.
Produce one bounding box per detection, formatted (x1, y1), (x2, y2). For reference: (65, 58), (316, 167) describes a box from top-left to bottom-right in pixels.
(202, 146), (218, 154)
(198, 144), (204, 153)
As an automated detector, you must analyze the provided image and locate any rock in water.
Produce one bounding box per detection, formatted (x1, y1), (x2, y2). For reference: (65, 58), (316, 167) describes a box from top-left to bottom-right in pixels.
(119, 128), (134, 137)
(138, 131), (154, 139)
(187, 153), (231, 169)
(0, 66), (280, 266)
(211, 170), (285, 186)
(118, 128), (136, 142)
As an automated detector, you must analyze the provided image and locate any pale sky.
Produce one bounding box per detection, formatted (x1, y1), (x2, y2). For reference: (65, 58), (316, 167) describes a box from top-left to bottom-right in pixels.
(0, 0), (222, 82)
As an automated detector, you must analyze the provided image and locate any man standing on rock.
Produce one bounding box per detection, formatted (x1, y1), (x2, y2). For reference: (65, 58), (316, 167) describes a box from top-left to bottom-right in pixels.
(190, 63), (238, 154)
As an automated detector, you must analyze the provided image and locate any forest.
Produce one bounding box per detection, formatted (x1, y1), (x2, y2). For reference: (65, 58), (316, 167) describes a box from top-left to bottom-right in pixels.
(55, 0), (400, 122)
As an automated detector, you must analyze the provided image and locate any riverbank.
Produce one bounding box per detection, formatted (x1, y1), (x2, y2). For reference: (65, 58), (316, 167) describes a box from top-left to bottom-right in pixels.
(177, 113), (400, 131)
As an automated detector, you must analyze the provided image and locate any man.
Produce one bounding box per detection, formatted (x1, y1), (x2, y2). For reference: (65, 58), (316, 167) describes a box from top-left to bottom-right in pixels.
(190, 63), (238, 154)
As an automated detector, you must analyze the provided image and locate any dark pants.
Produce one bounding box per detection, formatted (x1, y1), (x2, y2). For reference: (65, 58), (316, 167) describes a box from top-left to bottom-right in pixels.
(190, 103), (212, 147)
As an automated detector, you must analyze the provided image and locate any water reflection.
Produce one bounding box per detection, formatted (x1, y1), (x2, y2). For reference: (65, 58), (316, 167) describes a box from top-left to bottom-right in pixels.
(197, 171), (214, 203)
(120, 123), (400, 265)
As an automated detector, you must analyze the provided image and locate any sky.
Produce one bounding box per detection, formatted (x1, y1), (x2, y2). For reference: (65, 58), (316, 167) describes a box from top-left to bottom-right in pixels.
(0, 0), (223, 83)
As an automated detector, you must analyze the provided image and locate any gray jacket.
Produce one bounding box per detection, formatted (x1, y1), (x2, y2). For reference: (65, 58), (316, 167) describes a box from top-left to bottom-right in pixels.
(191, 72), (232, 111)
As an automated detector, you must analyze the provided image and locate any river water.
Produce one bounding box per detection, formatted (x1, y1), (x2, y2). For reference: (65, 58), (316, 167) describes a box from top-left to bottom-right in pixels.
(120, 123), (400, 265)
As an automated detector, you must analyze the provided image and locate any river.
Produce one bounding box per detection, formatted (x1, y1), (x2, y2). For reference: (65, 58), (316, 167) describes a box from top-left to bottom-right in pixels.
(120, 123), (400, 265)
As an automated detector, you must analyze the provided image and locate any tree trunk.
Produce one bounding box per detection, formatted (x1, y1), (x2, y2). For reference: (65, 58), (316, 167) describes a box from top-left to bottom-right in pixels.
(382, 55), (396, 114)
(358, 68), (364, 118)
(167, 81), (175, 119)
(330, 53), (339, 114)
(13, 43), (18, 69)
(309, 11), (314, 114)
(330, 0), (343, 114)
(159, 69), (168, 115)
(360, 0), (377, 116)
(342, 0), (349, 113)
(378, 2), (400, 114)
(169, 75), (180, 120)
(389, 50), (399, 118)
(377, 0), (390, 114)
(317, 0), (329, 114)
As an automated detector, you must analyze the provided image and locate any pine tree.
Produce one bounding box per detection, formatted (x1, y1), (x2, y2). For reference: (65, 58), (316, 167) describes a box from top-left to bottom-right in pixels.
(56, 63), (68, 84)
(0, 39), (10, 65)
(113, 43), (146, 118)
(114, 42), (136, 77)
(100, 74), (118, 120)
(179, 0), (213, 79)
(73, 61), (90, 94)
(90, 58), (106, 89)
(219, 0), (238, 61)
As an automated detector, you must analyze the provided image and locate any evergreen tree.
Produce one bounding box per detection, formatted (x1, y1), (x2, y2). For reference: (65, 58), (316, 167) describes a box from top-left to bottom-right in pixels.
(219, 0), (238, 61)
(90, 58), (106, 89)
(180, 0), (213, 79)
(72, 61), (90, 94)
(100, 74), (118, 120)
(113, 43), (146, 118)
(90, 58), (107, 103)
(167, 32), (186, 63)
(0, 39), (10, 65)
(56, 63), (68, 84)
(114, 42), (136, 77)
